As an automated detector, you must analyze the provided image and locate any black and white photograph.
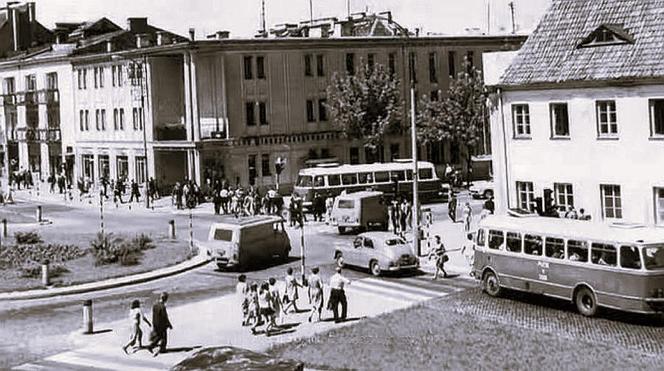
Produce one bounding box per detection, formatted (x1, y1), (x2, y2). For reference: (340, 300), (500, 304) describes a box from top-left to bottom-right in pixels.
(1, 0), (663, 370)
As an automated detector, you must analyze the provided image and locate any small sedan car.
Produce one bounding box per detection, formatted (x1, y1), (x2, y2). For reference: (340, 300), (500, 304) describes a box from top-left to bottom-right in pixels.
(469, 180), (494, 199)
(333, 232), (419, 276)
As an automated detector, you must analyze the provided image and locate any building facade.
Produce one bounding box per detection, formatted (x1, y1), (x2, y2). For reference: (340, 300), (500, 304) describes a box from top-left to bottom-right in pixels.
(490, 0), (664, 225)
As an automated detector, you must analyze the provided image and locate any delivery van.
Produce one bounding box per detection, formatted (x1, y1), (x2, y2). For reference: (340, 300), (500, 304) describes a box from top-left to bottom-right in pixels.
(202, 215), (291, 270)
(331, 191), (388, 234)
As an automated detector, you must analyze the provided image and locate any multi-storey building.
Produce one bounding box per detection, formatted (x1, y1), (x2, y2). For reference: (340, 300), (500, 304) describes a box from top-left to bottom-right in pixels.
(490, 0), (664, 225)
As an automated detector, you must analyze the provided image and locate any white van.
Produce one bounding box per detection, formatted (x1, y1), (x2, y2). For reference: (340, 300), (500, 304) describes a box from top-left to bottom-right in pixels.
(331, 191), (388, 234)
(201, 215), (291, 270)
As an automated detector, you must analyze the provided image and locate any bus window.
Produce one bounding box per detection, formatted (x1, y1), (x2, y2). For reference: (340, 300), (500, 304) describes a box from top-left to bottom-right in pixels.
(406, 169), (413, 180)
(328, 174), (341, 186)
(620, 245), (642, 269)
(567, 240), (588, 262)
(488, 230), (504, 250)
(297, 175), (313, 187)
(314, 176), (325, 187)
(342, 173), (358, 185)
(591, 243), (617, 266)
(477, 229), (486, 247)
(545, 237), (565, 259)
(524, 234), (543, 256)
(419, 168), (433, 180)
(358, 172), (374, 184)
(643, 244), (664, 270)
(506, 232), (522, 253)
(375, 171), (390, 183)
(391, 170), (405, 181)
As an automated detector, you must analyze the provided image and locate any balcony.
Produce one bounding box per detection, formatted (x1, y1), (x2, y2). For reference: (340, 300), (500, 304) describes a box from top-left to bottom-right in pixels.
(2, 94), (16, 106)
(11, 89), (59, 106)
(155, 124), (187, 141)
(37, 89), (59, 105)
(14, 127), (61, 143)
(15, 91), (37, 106)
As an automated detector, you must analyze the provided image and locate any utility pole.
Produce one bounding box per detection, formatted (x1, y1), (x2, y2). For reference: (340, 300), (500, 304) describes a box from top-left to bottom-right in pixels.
(486, 0), (491, 35)
(347, 0), (351, 17)
(509, 1), (516, 34)
(309, 0), (313, 23)
(260, 0), (266, 36)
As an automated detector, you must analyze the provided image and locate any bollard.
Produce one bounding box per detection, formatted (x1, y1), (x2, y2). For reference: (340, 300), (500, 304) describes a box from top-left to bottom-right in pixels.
(36, 205), (42, 223)
(168, 219), (176, 239)
(41, 259), (50, 286)
(82, 300), (93, 334)
(2, 218), (7, 238)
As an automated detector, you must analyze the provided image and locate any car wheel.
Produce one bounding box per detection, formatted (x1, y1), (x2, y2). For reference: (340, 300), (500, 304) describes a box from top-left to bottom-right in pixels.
(370, 261), (381, 277)
(338, 226), (346, 234)
(483, 190), (494, 199)
(575, 286), (598, 317)
(482, 271), (502, 297)
(336, 255), (345, 268)
(216, 263), (226, 271)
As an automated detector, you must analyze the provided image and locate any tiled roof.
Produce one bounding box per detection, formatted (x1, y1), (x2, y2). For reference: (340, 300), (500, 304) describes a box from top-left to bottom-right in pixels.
(501, 0), (664, 86)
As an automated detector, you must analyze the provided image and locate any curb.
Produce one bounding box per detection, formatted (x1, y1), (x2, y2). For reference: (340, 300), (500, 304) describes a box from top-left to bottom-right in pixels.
(0, 244), (211, 301)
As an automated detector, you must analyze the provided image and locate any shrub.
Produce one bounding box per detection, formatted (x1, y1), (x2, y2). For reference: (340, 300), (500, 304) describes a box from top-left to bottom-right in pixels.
(91, 233), (144, 266)
(15, 231), (42, 245)
(132, 234), (155, 251)
(19, 264), (69, 279)
(0, 243), (84, 269)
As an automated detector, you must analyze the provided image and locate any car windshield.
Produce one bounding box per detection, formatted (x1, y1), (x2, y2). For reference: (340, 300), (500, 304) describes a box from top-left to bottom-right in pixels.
(385, 238), (406, 246)
(297, 175), (313, 187)
(643, 244), (664, 270)
(338, 200), (354, 209)
(213, 229), (233, 241)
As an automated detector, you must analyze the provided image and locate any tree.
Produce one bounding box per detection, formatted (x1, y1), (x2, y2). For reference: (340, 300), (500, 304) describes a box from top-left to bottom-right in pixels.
(416, 59), (487, 184)
(326, 64), (403, 150)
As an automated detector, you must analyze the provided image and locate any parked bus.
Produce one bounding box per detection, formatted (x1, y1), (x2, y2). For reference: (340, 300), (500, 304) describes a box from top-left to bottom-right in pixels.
(293, 160), (449, 206)
(473, 215), (664, 316)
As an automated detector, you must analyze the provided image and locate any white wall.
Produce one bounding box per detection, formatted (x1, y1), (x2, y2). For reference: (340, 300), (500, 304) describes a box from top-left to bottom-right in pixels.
(493, 84), (664, 225)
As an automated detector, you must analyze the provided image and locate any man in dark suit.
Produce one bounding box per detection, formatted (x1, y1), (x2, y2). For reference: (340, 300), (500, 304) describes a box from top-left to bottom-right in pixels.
(148, 292), (172, 357)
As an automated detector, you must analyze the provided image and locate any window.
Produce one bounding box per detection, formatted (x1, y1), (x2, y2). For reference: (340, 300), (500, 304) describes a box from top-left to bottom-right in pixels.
(374, 171), (389, 183)
(117, 66), (123, 87)
(477, 229), (486, 247)
(133, 108), (139, 130)
(506, 232), (522, 253)
(591, 243), (617, 266)
(258, 102), (268, 126)
(135, 156), (146, 183)
(100, 109), (106, 130)
(554, 183), (574, 210)
(367, 53), (375, 71)
(488, 230), (504, 250)
(83, 69), (87, 89)
(116, 156), (128, 179)
(328, 174), (341, 186)
(304, 54), (312, 76)
(113, 109), (119, 130)
(318, 99), (327, 121)
(516, 181), (534, 211)
(261, 154), (271, 176)
(358, 172), (373, 184)
(85, 110), (89, 130)
(388, 53), (396, 75)
(248, 155), (257, 185)
(243, 56), (253, 80)
(214, 229), (233, 241)
(512, 104), (530, 137)
(25, 74), (36, 91)
(466, 51), (474, 73)
(430, 90), (440, 101)
(545, 237), (565, 259)
(342, 173), (358, 185)
(524, 234), (543, 256)
(306, 100), (315, 122)
(95, 109), (100, 130)
(405, 170), (413, 181)
(364, 238), (374, 249)
(79, 110), (85, 131)
(620, 245), (642, 269)
(256, 56), (265, 79)
(649, 99), (664, 137)
(550, 103), (570, 137)
(316, 54), (324, 76)
(448, 51), (456, 78)
(350, 147), (360, 164)
(567, 240), (588, 262)
(655, 188), (664, 225)
(390, 170), (405, 182)
(112, 66), (117, 87)
(46, 72), (58, 90)
(119, 108), (125, 130)
(99, 67), (104, 88)
(643, 245), (664, 270)
(408, 52), (417, 83)
(601, 184), (622, 219)
(93, 68), (98, 89)
(428, 52), (437, 83)
(596, 100), (617, 137)
(345, 53), (355, 75)
(3, 77), (14, 94)
(245, 102), (256, 126)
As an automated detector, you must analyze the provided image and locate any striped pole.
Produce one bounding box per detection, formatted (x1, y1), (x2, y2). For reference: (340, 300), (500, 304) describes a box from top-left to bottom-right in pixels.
(100, 191), (104, 236)
(189, 207), (193, 252)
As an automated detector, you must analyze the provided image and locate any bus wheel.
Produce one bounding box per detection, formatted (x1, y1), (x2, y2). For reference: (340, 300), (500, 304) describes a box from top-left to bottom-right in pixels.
(338, 226), (346, 234)
(575, 286), (598, 317)
(370, 260), (381, 277)
(482, 271), (502, 297)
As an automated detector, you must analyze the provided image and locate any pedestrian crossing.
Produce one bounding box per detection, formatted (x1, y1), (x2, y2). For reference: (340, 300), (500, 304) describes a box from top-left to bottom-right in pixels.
(345, 275), (475, 305)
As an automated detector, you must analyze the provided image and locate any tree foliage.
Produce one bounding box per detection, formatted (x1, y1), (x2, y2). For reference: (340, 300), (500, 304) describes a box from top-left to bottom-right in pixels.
(416, 59), (487, 169)
(326, 64), (403, 148)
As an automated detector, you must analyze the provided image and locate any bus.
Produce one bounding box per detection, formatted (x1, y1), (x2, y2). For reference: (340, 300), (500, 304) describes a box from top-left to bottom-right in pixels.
(293, 160), (450, 206)
(473, 215), (664, 316)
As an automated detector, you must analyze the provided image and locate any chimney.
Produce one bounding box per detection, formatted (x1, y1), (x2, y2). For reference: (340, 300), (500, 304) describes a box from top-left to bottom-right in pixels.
(127, 17), (148, 33)
(156, 31), (171, 45)
(27, 2), (35, 23)
(188, 28), (195, 41)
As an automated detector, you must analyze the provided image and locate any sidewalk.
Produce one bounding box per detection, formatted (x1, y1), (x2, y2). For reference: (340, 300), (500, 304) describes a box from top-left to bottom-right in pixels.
(20, 282), (418, 370)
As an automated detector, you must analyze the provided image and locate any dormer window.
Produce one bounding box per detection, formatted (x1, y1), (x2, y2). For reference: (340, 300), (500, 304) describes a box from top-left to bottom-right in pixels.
(577, 24), (634, 48)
